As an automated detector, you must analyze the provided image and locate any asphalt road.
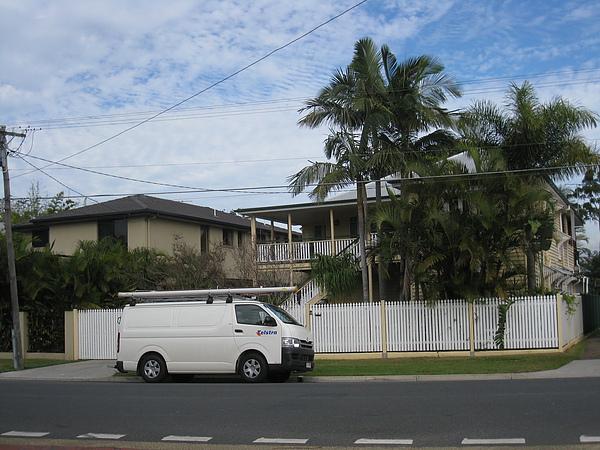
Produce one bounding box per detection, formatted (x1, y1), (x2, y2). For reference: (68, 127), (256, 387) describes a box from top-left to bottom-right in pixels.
(1, 377), (600, 448)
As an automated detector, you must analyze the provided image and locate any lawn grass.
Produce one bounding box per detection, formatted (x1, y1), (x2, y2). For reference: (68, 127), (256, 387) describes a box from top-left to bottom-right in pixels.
(0, 358), (74, 374)
(306, 339), (588, 377)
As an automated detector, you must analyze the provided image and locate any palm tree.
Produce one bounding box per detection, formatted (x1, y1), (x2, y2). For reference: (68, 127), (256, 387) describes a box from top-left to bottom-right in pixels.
(460, 81), (598, 179)
(291, 37), (461, 302)
(459, 81), (599, 289)
(291, 38), (388, 302)
(378, 51), (462, 176)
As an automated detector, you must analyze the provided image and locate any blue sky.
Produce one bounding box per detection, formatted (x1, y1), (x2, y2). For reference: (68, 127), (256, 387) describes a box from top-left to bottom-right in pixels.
(1, 0), (599, 245)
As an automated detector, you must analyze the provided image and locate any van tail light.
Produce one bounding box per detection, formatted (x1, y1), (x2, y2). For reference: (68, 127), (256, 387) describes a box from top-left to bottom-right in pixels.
(117, 332), (120, 354)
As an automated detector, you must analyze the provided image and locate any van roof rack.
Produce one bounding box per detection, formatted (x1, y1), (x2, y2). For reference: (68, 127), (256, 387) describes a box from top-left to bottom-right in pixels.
(118, 286), (298, 301)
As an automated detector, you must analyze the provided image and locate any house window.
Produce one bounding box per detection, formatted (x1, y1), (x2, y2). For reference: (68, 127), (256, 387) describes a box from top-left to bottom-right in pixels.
(561, 213), (572, 236)
(200, 225), (209, 254)
(98, 219), (128, 246)
(238, 231), (244, 247)
(32, 229), (49, 248)
(314, 224), (325, 238)
(223, 228), (234, 246)
(349, 217), (358, 237)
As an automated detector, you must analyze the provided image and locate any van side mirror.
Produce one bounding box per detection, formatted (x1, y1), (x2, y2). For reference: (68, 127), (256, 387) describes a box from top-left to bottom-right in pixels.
(264, 316), (277, 327)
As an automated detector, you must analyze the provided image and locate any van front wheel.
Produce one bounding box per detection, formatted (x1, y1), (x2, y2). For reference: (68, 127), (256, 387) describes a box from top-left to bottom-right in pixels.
(239, 353), (267, 383)
(140, 353), (168, 383)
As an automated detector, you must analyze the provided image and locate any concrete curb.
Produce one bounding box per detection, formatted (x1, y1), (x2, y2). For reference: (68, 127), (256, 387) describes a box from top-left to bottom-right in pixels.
(1, 358), (599, 382)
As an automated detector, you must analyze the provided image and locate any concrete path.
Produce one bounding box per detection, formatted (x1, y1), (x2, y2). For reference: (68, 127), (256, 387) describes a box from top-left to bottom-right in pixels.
(0, 360), (118, 381)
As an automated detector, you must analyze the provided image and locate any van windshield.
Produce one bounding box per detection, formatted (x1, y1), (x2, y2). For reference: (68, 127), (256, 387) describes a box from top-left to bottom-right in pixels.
(263, 304), (302, 326)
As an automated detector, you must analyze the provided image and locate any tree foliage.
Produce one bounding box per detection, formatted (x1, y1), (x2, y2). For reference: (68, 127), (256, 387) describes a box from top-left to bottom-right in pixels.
(459, 81), (598, 182)
(311, 253), (360, 301)
(0, 234), (275, 351)
(370, 148), (555, 302)
(6, 183), (78, 225)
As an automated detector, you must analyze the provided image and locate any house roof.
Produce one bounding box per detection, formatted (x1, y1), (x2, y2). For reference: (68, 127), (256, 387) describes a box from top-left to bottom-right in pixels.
(237, 151), (583, 228)
(13, 194), (288, 233)
(236, 180), (400, 225)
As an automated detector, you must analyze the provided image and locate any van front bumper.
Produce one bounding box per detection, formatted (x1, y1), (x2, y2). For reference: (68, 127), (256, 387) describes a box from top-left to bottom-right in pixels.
(271, 347), (314, 373)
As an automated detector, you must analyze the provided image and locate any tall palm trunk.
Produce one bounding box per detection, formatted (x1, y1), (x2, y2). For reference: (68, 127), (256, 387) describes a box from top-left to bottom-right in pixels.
(376, 180), (386, 301)
(357, 180), (369, 302)
(526, 246), (536, 292)
(400, 253), (411, 302)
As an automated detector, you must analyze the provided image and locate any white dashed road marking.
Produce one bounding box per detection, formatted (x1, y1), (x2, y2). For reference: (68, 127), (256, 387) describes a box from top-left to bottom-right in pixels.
(253, 437), (309, 444)
(77, 433), (126, 440)
(355, 438), (414, 445)
(162, 435), (212, 442)
(462, 438), (525, 445)
(1, 431), (50, 438)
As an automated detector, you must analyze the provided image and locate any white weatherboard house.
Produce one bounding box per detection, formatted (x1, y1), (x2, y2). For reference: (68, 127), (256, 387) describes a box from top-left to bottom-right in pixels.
(238, 155), (584, 305)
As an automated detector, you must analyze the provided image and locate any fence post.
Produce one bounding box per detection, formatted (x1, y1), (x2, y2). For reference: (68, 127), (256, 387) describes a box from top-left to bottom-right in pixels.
(380, 300), (388, 358)
(468, 302), (475, 356)
(64, 309), (79, 361)
(305, 303), (311, 331)
(556, 294), (564, 350)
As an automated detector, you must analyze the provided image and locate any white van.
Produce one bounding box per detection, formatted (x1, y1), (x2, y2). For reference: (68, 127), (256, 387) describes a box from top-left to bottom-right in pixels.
(115, 287), (314, 383)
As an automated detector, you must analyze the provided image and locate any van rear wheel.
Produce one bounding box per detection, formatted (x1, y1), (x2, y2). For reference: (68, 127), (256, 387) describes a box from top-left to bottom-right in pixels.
(139, 353), (168, 383)
(238, 353), (267, 383)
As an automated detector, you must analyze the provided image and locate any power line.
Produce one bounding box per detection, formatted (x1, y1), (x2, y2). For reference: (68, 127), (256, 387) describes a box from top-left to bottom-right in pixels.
(11, 156), (600, 203)
(10, 155), (327, 172)
(18, 153), (294, 194)
(17, 156), (93, 202)
(13, 132), (599, 200)
(6, 69), (599, 131)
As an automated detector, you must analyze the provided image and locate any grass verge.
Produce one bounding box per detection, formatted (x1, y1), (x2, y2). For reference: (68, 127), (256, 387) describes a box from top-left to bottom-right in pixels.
(306, 340), (587, 377)
(0, 359), (74, 374)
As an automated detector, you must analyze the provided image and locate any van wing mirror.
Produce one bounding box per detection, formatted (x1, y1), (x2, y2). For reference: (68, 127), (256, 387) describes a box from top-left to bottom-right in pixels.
(264, 316), (277, 327)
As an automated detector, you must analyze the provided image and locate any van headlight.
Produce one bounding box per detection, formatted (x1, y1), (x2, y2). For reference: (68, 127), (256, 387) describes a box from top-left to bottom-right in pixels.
(282, 337), (301, 348)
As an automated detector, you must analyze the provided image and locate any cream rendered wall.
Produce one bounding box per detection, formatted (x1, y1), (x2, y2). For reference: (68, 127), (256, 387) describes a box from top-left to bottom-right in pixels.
(147, 217), (201, 254)
(50, 222), (97, 254)
(144, 219), (251, 279)
(127, 217), (149, 250)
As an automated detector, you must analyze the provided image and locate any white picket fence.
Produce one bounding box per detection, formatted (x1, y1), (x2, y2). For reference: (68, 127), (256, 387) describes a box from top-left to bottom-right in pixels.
(78, 309), (122, 359)
(288, 295), (583, 354)
(386, 299), (470, 352)
(76, 295), (583, 359)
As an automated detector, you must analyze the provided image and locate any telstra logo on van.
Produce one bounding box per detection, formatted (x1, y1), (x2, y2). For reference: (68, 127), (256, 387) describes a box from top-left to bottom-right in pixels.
(256, 330), (278, 336)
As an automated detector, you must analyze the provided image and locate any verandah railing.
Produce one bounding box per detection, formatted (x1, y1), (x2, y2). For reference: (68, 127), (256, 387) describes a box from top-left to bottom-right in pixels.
(257, 234), (379, 263)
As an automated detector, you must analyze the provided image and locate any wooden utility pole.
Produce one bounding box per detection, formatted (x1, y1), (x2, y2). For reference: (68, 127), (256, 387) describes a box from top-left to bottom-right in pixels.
(1, 126), (26, 369)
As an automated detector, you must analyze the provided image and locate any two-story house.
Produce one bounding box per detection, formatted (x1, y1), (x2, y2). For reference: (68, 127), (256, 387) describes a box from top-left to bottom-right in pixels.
(237, 164), (585, 305)
(13, 194), (291, 284)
